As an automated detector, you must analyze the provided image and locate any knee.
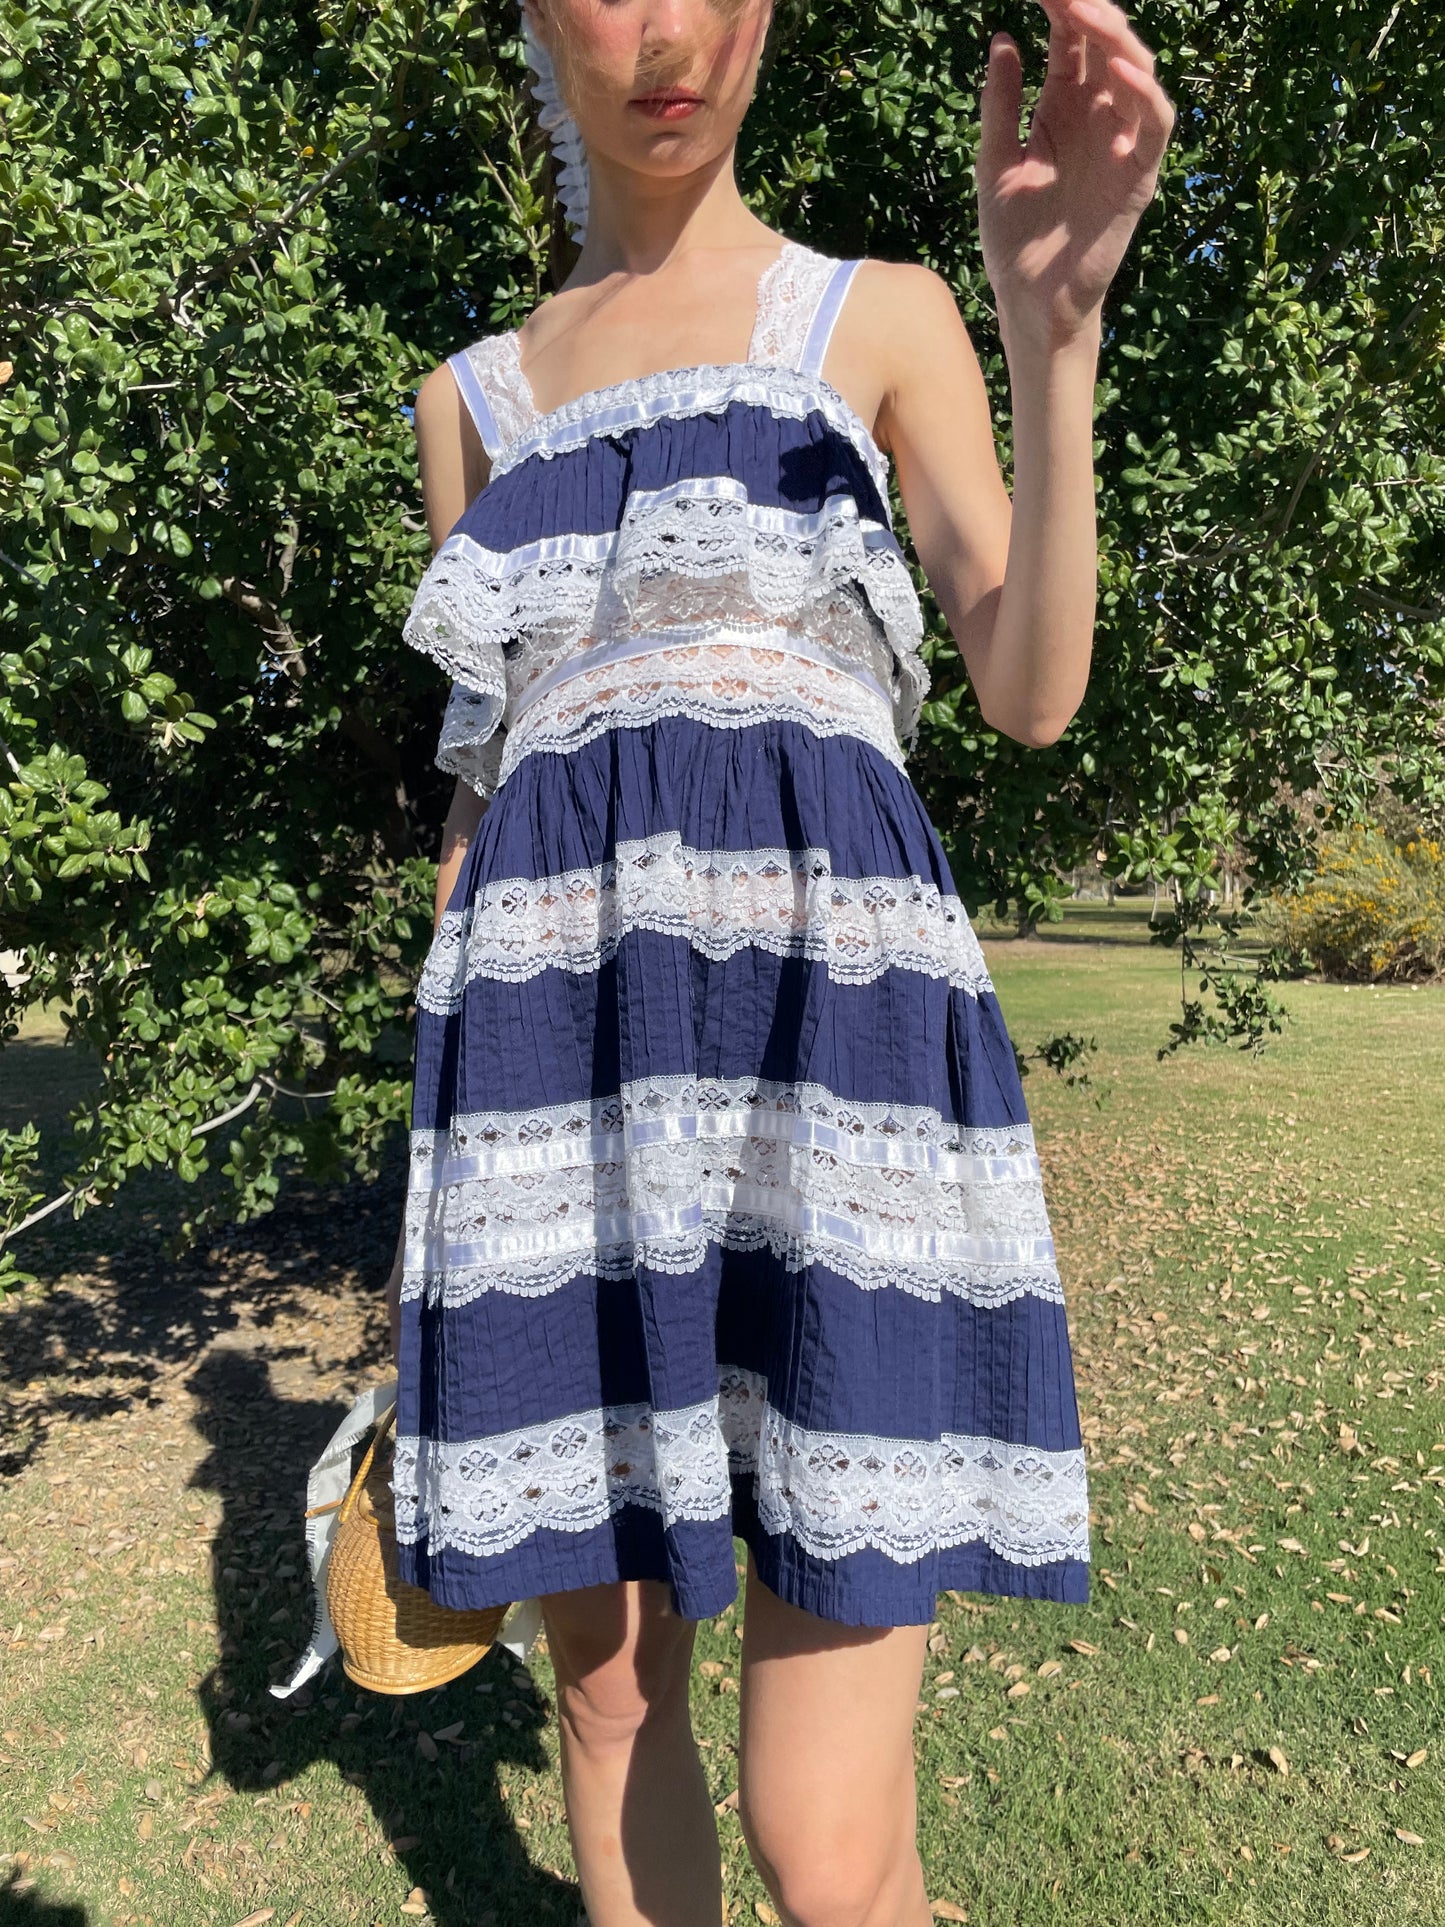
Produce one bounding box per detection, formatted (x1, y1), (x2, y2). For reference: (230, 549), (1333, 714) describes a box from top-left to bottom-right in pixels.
(545, 1584), (693, 1756)
(738, 1807), (912, 1927)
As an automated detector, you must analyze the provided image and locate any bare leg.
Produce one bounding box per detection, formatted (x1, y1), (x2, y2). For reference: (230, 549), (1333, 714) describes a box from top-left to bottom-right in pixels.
(541, 1576), (723, 1927)
(735, 1549), (933, 1927)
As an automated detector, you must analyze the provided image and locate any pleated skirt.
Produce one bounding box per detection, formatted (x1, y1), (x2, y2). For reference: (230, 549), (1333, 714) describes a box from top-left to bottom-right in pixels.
(392, 709), (1091, 1626)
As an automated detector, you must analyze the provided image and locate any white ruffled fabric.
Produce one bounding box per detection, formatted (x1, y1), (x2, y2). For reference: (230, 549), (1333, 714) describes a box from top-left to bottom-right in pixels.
(401, 1072), (1063, 1313)
(410, 245), (931, 800)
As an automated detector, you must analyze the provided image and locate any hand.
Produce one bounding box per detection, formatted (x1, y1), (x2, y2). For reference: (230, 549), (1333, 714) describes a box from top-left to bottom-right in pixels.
(977, 0), (1176, 352)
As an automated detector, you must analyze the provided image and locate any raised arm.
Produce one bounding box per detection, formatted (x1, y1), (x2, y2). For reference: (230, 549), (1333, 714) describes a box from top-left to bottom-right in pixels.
(865, 0), (1174, 749)
(413, 361), (495, 928)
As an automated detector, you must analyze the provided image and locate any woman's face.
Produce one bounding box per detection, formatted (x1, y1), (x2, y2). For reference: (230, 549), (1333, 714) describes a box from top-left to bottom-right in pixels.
(525, 0), (774, 186)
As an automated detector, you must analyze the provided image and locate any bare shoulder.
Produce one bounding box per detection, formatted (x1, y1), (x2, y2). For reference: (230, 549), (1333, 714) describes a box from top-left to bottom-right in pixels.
(851, 257), (979, 377)
(412, 355), (489, 545)
(414, 357), (467, 440)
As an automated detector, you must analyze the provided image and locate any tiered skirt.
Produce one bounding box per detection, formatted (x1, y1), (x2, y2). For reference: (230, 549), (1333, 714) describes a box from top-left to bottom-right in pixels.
(392, 681), (1091, 1628)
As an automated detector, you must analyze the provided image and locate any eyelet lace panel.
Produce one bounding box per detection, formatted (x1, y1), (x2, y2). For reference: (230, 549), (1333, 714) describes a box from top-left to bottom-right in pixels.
(415, 830), (993, 1007)
(400, 1073), (1062, 1311)
(437, 682), (506, 799)
(391, 1363), (1091, 1570)
(403, 481), (929, 758)
(748, 242), (842, 368)
(494, 637), (910, 791)
(452, 332), (538, 453)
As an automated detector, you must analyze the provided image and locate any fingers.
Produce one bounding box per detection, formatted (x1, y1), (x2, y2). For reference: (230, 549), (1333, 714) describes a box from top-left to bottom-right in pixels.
(1102, 48), (1175, 172)
(1033, 0), (1175, 158)
(977, 31), (1026, 180)
(1060, 0), (1157, 77)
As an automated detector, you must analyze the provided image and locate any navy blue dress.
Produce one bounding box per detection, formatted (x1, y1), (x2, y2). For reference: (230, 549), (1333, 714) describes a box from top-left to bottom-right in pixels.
(391, 239), (1091, 1635)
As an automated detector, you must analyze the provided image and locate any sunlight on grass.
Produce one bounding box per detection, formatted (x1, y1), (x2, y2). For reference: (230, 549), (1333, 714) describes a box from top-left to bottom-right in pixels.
(2, 925), (1441, 1926)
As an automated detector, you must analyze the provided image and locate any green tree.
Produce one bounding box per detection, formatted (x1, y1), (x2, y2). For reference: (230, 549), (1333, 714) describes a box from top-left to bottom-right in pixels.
(3, 0), (1442, 1284)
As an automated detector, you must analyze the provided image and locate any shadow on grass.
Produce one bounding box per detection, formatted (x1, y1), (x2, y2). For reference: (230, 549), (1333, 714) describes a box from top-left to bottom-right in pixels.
(0, 1869), (90, 1922)
(184, 1344), (577, 1927)
(0, 1083), (580, 1927)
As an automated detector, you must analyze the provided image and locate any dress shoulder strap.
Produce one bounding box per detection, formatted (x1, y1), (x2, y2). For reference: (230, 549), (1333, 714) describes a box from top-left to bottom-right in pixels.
(749, 242), (865, 379)
(445, 333), (535, 462)
(799, 257), (864, 378)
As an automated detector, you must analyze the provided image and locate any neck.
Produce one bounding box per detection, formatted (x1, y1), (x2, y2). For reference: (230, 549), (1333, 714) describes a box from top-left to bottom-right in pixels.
(567, 145), (777, 280)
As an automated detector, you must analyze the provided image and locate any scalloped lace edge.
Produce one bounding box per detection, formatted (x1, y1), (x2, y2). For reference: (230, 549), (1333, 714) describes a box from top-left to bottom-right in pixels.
(414, 833), (994, 1008)
(391, 1363), (1091, 1569)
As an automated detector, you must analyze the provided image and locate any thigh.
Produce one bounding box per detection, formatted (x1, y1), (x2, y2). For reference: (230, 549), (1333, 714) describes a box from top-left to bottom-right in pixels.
(735, 1548), (929, 1853)
(541, 1577), (699, 1731)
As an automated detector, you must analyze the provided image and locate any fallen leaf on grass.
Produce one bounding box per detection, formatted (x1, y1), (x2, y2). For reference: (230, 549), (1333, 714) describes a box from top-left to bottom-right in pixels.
(230, 1913), (276, 1927)
(1396, 1829), (1426, 1846)
(929, 1903), (969, 1922)
(1037, 1660), (1063, 1678)
(1406, 1749), (1428, 1769)
(1267, 1747), (1289, 1777)
(714, 1788), (738, 1813)
(433, 1722), (464, 1743)
(755, 1904), (779, 1924)
(400, 1891), (431, 1918)
(1067, 1638), (1099, 1656)
(415, 1732), (438, 1762)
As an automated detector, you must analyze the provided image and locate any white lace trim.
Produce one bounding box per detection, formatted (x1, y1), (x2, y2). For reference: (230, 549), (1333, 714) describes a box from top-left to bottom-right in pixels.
(492, 636), (911, 790)
(452, 333), (537, 456)
(750, 243), (842, 369)
(391, 1364), (1091, 1570)
(415, 830), (992, 1006)
(406, 481), (927, 751)
(452, 243), (888, 485)
(401, 1073), (1060, 1310)
(436, 681), (505, 799)
(493, 363), (890, 494)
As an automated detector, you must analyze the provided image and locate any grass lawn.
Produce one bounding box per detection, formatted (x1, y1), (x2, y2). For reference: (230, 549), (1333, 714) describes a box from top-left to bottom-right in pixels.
(2, 902), (1441, 1926)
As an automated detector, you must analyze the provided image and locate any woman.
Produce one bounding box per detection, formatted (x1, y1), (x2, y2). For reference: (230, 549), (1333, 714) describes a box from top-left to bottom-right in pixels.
(387, 3), (1173, 1922)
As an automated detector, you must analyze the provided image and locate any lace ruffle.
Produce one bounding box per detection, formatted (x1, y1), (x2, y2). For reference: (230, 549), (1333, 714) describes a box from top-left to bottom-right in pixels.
(415, 830), (992, 1006)
(492, 364), (891, 496)
(436, 682), (505, 799)
(405, 481), (929, 762)
(401, 1072), (1061, 1310)
(391, 1363), (1091, 1571)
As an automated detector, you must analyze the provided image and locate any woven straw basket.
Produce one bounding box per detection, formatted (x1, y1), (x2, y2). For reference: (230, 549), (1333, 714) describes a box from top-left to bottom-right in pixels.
(326, 1398), (511, 1694)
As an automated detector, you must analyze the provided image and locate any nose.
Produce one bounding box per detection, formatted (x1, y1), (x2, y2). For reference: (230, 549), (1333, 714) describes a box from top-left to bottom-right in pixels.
(636, 0), (695, 86)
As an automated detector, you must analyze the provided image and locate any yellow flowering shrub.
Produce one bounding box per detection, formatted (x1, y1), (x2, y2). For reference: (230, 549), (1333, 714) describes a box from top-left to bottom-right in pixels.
(1258, 825), (1445, 982)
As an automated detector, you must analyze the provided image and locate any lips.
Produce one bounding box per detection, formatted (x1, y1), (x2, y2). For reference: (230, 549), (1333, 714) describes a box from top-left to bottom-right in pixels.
(629, 90), (703, 119)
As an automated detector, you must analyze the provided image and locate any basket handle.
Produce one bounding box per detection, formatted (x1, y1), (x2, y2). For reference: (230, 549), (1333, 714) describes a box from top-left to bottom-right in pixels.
(335, 1394), (399, 1530)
